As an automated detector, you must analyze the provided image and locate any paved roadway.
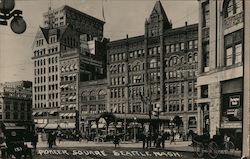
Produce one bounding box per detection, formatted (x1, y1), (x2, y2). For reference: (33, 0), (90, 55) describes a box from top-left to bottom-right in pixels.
(30, 140), (241, 159)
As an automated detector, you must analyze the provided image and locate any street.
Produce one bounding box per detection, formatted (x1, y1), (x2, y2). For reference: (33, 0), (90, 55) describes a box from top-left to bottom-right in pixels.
(31, 140), (240, 159)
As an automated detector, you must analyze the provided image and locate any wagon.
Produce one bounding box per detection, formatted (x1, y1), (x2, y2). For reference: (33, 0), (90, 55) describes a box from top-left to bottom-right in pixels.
(192, 133), (235, 158)
(192, 133), (218, 158)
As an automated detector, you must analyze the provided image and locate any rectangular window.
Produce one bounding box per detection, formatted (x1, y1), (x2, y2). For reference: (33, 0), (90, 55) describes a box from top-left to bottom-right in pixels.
(170, 45), (175, 52)
(235, 43), (242, 64)
(189, 41), (193, 49)
(181, 43), (185, 50)
(175, 43), (180, 52)
(194, 40), (198, 48)
(226, 47), (233, 66)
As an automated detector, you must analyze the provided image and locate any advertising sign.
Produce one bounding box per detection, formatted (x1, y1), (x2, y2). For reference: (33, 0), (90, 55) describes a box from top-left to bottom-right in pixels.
(229, 95), (240, 108)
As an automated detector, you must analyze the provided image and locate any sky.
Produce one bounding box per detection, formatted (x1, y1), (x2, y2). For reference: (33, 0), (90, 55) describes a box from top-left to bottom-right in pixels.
(0, 0), (199, 83)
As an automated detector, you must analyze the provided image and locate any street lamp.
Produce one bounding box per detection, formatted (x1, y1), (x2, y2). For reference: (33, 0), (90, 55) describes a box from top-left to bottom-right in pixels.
(169, 118), (175, 130)
(0, 0), (26, 34)
(152, 103), (162, 132)
(133, 117), (137, 143)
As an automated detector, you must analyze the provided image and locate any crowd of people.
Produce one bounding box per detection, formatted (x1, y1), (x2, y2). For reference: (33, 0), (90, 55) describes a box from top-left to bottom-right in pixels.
(141, 130), (177, 149)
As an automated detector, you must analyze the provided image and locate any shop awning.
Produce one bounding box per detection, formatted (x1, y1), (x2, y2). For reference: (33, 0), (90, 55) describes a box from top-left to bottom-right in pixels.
(68, 113), (76, 117)
(72, 96), (76, 100)
(32, 112), (37, 116)
(60, 113), (65, 117)
(36, 123), (47, 128)
(50, 111), (56, 115)
(63, 113), (70, 117)
(44, 123), (58, 129)
(64, 84), (68, 88)
(37, 112), (43, 116)
(91, 123), (105, 129)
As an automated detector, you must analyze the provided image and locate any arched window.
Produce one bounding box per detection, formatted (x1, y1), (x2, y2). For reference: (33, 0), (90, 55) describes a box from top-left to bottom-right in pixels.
(98, 90), (106, 100)
(89, 91), (96, 101)
(188, 54), (193, 62)
(81, 92), (88, 102)
(194, 53), (198, 62)
(149, 59), (157, 68)
(224, 0), (243, 18)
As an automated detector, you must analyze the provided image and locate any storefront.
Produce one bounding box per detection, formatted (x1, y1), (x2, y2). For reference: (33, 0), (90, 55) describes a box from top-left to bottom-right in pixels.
(220, 78), (243, 150)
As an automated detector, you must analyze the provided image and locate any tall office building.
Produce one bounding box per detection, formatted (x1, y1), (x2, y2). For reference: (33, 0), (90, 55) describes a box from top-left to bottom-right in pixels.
(32, 5), (106, 130)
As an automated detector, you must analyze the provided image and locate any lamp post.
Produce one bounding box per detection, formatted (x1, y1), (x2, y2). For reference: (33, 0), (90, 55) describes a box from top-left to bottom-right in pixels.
(169, 118), (175, 130)
(0, 0), (26, 34)
(153, 103), (161, 132)
(133, 117), (137, 143)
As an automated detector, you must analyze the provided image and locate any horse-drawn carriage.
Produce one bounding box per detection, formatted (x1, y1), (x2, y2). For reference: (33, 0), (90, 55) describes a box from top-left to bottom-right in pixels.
(192, 133), (235, 158)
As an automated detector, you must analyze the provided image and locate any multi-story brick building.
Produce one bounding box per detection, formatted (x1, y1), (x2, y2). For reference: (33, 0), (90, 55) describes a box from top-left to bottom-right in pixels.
(197, 0), (250, 154)
(107, 1), (198, 134)
(32, 5), (106, 130)
(0, 81), (34, 131)
(79, 79), (107, 132)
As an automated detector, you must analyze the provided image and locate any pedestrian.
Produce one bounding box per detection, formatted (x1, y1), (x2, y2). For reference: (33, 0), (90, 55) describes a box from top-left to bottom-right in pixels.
(48, 132), (53, 148)
(146, 131), (150, 148)
(113, 134), (120, 148)
(32, 132), (38, 151)
(156, 132), (162, 148)
(52, 131), (57, 146)
(142, 132), (146, 149)
(153, 131), (158, 147)
(162, 131), (167, 149)
(170, 130), (176, 145)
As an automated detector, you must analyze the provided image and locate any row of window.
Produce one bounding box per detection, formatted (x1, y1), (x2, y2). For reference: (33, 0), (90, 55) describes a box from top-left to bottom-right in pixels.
(130, 75), (144, 84)
(61, 64), (78, 72)
(168, 69), (197, 79)
(168, 53), (198, 67)
(166, 81), (197, 94)
(34, 49), (46, 57)
(111, 77), (125, 86)
(34, 102), (58, 109)
(110, 41), (198, 62)
(5, 102), (31, 111)
(61, 84), (77, 92)
(34, 57), (58, 67)
(165, 100), (197, 112)
(35, 66), (58, 76)
(81, 90), (107, 101)
(110, 64), (125, 74)
(110, 103), (126, 114)
(3, 112), (30, 120)
(34, 74), (58, 84)
(81, 104), (106, 114)
(60, 75), (77, 82)
(110, 88), (125, 99)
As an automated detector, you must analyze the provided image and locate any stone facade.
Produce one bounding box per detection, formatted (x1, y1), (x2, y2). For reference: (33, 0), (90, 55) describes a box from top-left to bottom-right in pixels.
(107, 1), (198, 134)
(197, 0), (249, 153)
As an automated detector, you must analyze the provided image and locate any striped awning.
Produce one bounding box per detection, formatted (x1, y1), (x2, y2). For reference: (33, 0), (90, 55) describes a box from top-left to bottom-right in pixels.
(60, 113), (65, 117)
(32, 112), (37, 116)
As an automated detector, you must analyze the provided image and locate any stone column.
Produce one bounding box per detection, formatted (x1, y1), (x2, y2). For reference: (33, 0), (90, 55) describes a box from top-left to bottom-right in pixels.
(243, 0), (250, 156)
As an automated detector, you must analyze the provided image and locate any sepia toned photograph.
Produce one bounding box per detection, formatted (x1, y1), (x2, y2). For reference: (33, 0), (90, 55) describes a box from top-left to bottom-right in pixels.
(0, 0), (249, 158)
